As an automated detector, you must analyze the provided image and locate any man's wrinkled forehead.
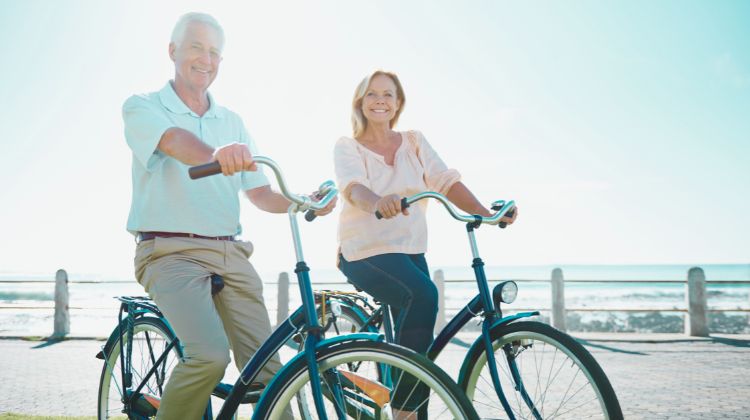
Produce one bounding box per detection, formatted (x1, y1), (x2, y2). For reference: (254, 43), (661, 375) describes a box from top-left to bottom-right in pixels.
(178, 21), (224, 52)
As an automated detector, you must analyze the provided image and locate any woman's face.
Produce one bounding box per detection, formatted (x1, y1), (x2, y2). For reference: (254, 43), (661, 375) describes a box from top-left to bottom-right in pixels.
(361, 74), (400, 125)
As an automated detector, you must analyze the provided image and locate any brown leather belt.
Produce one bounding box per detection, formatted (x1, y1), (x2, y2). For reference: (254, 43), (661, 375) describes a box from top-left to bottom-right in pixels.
(139, 231), (236, 242)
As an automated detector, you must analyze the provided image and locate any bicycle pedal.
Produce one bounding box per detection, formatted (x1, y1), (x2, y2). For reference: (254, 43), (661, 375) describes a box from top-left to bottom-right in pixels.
(129, 392), (159, 417)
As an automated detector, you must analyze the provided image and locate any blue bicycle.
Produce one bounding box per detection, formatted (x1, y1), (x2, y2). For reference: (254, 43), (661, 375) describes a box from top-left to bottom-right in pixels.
(96, 157), (478, 419)
(314, 193), (623, 420)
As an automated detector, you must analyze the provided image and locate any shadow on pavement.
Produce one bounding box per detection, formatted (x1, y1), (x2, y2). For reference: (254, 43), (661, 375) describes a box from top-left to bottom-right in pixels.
(576, 338), (648, 355)
(710, 336), (750, 348)
(449, 335), (650, 355)
(31, 337), (66, 349)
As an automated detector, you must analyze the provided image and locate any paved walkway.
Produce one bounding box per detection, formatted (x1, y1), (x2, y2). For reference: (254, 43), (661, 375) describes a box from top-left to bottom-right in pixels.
(1, 333), (749, 419)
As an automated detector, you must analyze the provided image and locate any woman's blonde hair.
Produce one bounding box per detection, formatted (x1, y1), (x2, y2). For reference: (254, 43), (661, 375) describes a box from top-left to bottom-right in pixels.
(351, 70), (406, 139)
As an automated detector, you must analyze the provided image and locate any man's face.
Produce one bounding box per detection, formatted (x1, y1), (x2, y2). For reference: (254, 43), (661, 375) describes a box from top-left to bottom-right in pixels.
(169, 21), (223, 93)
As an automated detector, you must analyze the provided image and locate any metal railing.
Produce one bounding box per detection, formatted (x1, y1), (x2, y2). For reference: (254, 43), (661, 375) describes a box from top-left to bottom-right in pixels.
(2, 267), (748, 338)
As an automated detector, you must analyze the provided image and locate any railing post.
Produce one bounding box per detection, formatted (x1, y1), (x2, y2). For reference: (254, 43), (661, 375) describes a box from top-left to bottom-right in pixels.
(434, 269), (446, 333)
(276, 272), (290, 327)
(551, 268), (566, 332)
(686, 267), (709, 336)
(53, 269), (70, 338)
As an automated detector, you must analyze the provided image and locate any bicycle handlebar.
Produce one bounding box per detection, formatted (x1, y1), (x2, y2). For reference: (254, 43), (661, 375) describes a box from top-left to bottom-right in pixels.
(188, 158), (338, 217)
(375, 191), (515, 227)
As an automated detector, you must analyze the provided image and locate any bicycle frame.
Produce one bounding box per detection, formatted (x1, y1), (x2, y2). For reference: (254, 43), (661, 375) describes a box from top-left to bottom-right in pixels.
(325, 193), (544, 420)
(210, 157), (384, 420)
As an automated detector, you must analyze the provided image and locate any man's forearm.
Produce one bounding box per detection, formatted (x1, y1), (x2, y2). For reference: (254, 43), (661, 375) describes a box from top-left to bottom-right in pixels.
(158, 127), (214, 165)
(245, 186), (292, 213)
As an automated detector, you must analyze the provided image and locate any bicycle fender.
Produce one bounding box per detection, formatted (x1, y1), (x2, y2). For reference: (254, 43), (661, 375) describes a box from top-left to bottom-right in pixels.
(97, 321), (125, 360)
(493, 311), (540, 329)
(96, 316), (179, 360)
(456, 312), (539, 386)
(318, 332), (384, 347)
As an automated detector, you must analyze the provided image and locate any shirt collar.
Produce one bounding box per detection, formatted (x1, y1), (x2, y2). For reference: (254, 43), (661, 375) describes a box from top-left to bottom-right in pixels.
(158, 81), (223, 119)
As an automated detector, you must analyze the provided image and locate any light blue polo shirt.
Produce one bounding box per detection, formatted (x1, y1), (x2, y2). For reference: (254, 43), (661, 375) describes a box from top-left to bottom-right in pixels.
(123, 81), (269, 236)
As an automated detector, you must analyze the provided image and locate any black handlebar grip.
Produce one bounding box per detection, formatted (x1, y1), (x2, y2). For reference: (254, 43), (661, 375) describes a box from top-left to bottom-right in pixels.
(499, 209), (516, 229)
(375, 197), (410, 219)
(189, 162), (223, 179)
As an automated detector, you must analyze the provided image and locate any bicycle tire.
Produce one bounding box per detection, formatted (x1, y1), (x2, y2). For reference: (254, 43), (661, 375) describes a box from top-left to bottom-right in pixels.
(97, 317), (181, 419)
(256, 340), (479, 419)
(458, 321), (623, 419)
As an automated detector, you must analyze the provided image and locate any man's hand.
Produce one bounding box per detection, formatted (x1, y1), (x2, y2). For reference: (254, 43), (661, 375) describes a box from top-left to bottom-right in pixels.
(375, 194), (409, 219)
(213, 143), (257, 176)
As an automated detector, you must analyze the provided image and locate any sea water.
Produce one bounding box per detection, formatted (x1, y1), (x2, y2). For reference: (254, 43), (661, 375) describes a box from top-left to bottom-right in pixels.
(1, 264), (748, 337)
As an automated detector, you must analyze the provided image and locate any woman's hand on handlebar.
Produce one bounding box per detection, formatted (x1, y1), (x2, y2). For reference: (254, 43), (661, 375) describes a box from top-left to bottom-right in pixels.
(498, 206), (518, 226)
(212, 143), (257, 176)
(310, 192), (338, 216)
(376, 194), (409, 219)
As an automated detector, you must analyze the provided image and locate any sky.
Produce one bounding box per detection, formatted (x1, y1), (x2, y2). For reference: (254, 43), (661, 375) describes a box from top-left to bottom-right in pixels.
(0, 0), (748, 280)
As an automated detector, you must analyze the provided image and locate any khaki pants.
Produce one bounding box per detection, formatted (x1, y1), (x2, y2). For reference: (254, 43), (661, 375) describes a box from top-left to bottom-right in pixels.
(135, 236), (284, 420)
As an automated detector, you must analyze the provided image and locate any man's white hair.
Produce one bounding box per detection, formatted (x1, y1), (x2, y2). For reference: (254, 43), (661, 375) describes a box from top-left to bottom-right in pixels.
(171, 12), (225, 51)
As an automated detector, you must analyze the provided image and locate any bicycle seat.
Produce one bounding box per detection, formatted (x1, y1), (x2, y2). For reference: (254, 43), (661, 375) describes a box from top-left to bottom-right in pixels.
(211, 274), (225, 296)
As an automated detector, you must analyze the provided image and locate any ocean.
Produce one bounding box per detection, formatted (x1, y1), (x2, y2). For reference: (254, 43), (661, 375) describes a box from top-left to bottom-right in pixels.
(1, 264), (748, 337)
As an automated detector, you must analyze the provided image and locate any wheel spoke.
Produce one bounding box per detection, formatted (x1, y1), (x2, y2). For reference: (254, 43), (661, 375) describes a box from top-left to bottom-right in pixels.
(462, 322), (619, 420)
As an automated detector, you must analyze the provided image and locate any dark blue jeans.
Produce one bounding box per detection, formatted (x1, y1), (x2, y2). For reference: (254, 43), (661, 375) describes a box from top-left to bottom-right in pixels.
(339, 253), (438, 413)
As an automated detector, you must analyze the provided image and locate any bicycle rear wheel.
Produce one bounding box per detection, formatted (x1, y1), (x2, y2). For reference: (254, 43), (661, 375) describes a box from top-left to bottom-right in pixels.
(459, 321), (622, 419)
(256, 340), (478, 419)
(97, 317), (181, 419)
(322, 300), (373, 336)
(291, 300), (372, 351)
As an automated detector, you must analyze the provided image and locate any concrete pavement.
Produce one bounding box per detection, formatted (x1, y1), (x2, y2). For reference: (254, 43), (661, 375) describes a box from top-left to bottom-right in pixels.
(1, 333), (749, 419)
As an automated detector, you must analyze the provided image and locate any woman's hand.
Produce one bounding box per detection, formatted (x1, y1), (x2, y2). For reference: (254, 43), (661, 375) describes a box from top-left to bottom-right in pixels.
(311, 193), (338, 216)
(375, 194), (409, 219)
(499, 206), (519, 226)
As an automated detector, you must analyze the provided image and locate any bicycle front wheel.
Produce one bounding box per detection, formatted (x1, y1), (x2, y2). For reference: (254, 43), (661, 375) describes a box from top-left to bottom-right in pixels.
(459, 321), (622, 419)
(256, 340), (478, 419)
(97, 317), (181, 419)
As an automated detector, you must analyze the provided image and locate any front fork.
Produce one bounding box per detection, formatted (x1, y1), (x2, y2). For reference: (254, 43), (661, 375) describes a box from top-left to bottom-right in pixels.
(482, 313), (542, 420)
(481, 314), (517, 419)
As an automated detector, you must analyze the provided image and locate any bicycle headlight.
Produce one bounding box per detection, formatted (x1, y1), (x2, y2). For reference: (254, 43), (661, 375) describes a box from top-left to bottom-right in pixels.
(494, 281), (518, 305)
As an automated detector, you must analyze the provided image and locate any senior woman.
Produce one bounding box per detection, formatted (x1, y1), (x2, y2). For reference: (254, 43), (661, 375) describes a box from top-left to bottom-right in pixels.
(334, 70), (517, 418)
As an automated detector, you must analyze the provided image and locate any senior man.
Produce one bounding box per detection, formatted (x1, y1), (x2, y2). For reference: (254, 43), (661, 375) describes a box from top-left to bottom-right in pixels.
(123, 12), (332, 419)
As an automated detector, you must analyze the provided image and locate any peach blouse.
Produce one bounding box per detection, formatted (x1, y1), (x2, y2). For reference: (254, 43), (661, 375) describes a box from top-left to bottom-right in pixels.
(334, 130), (461, 262)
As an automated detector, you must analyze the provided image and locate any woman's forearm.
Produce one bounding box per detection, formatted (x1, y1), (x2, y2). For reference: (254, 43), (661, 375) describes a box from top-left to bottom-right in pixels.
(347, 184), (381, 214)
(446, 182), (491, 217)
